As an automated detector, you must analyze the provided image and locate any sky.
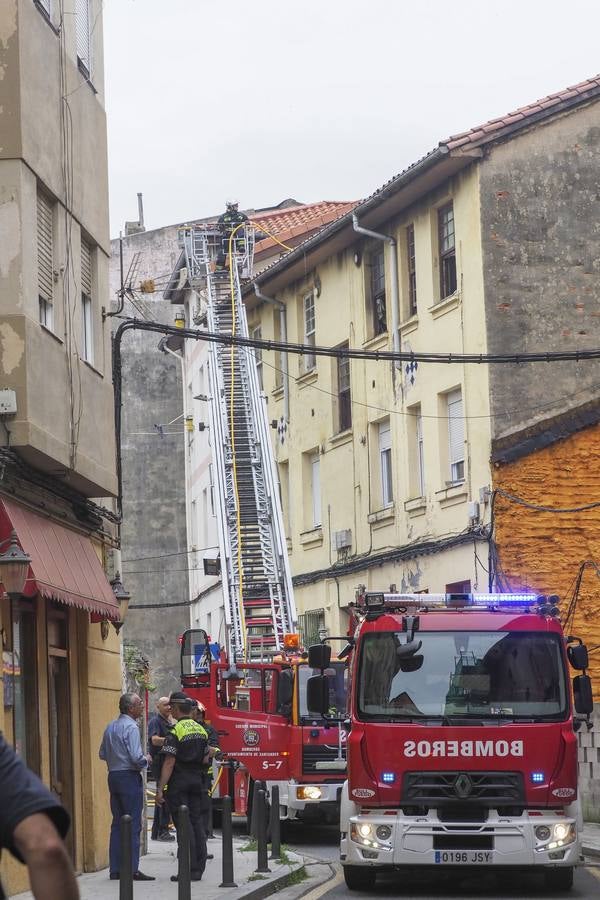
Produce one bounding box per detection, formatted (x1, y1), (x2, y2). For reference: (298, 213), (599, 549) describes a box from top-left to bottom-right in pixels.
(104, 0), (600, 237)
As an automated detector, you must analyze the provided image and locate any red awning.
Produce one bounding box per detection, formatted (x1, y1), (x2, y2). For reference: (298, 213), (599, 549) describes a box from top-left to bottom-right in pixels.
(0, 499), (120, 621)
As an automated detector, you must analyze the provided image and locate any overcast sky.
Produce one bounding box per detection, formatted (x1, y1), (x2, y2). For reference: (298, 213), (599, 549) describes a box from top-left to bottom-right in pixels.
(104, 0), (600, 237)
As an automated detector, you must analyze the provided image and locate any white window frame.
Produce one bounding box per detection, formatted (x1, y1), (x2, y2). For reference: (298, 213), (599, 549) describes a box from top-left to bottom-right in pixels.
(303, 292), (316, 372)
(378, 420), (393, 507)
(251, 325), (263, 389)
(311, 453), (321, 527)
(447, 388), (465, 483)
(37, 189), (54, 330)
(75, 0), (92, 75)
(82, 294), (93, 364)
(416, 410), (425, 497)
(39, 297), (53, 330)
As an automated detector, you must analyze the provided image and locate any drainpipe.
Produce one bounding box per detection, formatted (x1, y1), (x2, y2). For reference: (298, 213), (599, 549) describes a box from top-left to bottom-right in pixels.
(352, 214), (400, 364)
(253, 284), (289, 423)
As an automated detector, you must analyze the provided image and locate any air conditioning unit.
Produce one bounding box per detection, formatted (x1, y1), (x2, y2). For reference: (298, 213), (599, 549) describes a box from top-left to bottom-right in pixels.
(333, 529), (352, 551)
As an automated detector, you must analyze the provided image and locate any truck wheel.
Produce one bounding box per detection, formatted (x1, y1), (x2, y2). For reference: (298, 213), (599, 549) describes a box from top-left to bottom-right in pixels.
(544, 867), (574, 891)
(343, 866), (376, 891)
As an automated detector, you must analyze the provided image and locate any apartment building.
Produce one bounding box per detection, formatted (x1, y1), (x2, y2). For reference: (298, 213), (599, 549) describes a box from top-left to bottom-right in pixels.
(244, 75), (600, 646)
(0, 1), (121, 890)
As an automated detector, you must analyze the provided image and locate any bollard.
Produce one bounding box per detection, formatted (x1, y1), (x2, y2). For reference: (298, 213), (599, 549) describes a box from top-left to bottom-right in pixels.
(207, 792), (215, 838)
(249, 779), (266, 837)
(119, 815), (133, 900)
(177, 805), (192, 900)
(269, 784), (281, 860)
(255, 789), (271, 873)
(219, 795), (237, 888)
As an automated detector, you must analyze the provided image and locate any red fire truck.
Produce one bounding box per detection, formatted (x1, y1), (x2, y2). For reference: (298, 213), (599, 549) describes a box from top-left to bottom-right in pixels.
(307, 590), (593, 891)
(180, 629), (347, 831)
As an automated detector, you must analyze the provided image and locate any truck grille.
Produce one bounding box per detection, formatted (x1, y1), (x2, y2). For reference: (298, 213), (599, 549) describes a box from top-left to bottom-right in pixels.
(402, 771), (524, 806)
(302, 744), (346, 775)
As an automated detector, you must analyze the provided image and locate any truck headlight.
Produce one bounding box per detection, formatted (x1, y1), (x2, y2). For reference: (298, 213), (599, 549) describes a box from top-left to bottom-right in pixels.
(553, 823), (571, 842)
(376, 825), (392, 841)
(296, 785), (322, 801)
(358, 824), (372, 838)
(534, 825), (551, 841)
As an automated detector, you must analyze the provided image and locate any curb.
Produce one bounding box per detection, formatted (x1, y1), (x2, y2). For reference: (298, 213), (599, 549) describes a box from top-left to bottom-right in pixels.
(226, 861), (308, 900)
(582, 843), (600, 860)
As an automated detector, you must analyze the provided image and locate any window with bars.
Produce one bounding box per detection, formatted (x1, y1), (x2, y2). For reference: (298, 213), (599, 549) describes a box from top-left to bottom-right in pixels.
(251, 325), (263, 389)
(406, 223), (417, 316)
(75, 0), (91, 75)
(37, 189), (54, 330)
(298, 608), (325, 650)
(368, 247), (387, 336)
(303, 292), (316, 372)
(447, 388), (465, 483)
(337, 347), (352, 432)
(379, 420), (393, 507)
(438, 202), (457, 299)
(81, 238), (93, 364)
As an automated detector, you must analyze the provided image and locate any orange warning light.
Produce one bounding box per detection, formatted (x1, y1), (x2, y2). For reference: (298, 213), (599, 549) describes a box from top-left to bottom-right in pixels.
(283, 633), (300, 649)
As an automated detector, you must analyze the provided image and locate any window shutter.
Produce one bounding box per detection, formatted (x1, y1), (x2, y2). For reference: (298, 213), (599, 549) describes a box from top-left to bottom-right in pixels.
(37, 191), (53, 302)
(81, 239), (92, 296)
(76, 0), (91, 71)
(447, 390), (464, 465)
(378, 420), (391, 453)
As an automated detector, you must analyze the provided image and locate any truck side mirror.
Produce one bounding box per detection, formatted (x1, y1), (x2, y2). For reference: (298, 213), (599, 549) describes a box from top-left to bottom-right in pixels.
(308, 643), (331, 670)
(307, 675), (329, 715)
(567, 643), (589, 671)
(573, 674), (593, 716)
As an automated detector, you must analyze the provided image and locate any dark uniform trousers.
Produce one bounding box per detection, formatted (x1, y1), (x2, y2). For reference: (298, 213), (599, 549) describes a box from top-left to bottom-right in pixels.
(167, 771), (209, 876)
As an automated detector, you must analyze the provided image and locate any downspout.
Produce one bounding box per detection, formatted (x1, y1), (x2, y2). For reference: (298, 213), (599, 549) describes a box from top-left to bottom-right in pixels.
(352, 214), (400, 365)
(253, 284), (289, 423)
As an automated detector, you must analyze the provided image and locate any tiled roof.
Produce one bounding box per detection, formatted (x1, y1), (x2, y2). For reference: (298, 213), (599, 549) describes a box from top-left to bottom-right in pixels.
(444, 74), (600, 151)
(251, 201), (357, 254)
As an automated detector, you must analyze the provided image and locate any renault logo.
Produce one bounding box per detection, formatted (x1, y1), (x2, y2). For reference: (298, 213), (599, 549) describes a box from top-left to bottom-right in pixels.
(454, 773), (473, 799)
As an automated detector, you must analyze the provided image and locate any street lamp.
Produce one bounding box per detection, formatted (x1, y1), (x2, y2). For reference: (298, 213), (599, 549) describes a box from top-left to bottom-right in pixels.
(110, 571), (130, 635)
(0, 530), (31, 598)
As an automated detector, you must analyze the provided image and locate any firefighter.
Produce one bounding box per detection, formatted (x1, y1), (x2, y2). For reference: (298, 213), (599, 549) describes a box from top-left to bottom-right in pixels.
(216, 200), (248, 269)
(156, 694), (216, 882)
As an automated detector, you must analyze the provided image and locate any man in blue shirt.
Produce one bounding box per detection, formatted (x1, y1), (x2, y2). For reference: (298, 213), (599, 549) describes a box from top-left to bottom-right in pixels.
(99, 693), (154, 881)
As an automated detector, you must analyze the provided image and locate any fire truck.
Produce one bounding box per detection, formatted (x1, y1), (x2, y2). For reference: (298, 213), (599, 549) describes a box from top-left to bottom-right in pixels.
(307, 590), (593, 891)
(176, 221), (347, 830)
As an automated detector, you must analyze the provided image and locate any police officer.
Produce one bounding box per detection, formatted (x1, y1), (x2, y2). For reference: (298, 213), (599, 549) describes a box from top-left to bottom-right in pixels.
(192, 701), (220, 840)
(216, 199), (248, 268)
(156, 694), (214, 882)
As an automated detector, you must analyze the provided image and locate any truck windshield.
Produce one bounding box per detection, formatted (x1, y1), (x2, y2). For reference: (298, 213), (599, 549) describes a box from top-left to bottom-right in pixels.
(358, 631), (567, 721)
(298, 661), (348, 719)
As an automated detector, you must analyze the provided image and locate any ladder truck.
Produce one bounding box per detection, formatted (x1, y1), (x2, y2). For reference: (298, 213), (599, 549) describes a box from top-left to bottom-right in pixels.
(176, 223), (347, 830)
(307, 590), (593, 891)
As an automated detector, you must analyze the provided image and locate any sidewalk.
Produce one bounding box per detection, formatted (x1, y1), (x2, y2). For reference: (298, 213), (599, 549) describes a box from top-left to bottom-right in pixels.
(582, 821), (600, 859)
(11, 830), (308, 900)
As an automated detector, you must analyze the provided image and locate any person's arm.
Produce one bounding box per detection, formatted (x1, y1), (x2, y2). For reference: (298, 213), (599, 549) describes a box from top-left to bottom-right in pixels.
(123, 721), (148, 770)
(156, 755), (175, 805)
(13, 813), (79, 900)
(147, 717), (166, 750)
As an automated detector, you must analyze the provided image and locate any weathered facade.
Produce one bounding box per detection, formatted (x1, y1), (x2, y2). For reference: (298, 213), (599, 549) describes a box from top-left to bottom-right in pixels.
(0, 1), (121, 892)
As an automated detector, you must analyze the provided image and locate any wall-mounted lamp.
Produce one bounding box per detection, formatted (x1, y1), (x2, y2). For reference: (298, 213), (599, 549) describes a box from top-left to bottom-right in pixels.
(110, 571), (131, 635)
(174, 310), (186, 329)
(0, 530), (31, 599)
(353, 250), (362, 267)
(185, 415), (194, 433)
(314, 274), (322, 298)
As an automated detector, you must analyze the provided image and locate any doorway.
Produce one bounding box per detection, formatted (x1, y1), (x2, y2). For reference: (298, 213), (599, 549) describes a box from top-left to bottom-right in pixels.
(47, 611), (75, 860)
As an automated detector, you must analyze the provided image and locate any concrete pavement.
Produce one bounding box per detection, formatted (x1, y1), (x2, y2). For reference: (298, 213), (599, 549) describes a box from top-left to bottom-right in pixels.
(582, 821), (600, 858)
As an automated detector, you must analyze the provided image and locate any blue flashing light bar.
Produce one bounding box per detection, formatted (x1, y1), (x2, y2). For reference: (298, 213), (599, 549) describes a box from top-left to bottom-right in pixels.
(531, 772), (545, 784)
(363, 591), (540, 610)
(381, 772), (396, 784)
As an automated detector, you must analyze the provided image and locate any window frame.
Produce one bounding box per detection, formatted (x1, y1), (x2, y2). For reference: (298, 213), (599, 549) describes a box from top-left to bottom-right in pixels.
(447, 388), (465, 483)
(406, 223), (417, 317)
(311, 453), (321, 528)
(303, 291), (316, 372)
(251, 325), (263, 390)
(378, 420), (393, 508)
(337, 347), (352, 432)
(368, 246), (387, 336)
(416, 409), (425, 497)
(438, 202), (457, 300)
(81, 293), (94, 365)
(75, 0), (92, 76)
(37, 188), (54, 329)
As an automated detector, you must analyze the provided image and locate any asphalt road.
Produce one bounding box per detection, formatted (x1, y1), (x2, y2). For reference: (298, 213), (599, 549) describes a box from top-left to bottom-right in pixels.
(279, 823), (600, 898)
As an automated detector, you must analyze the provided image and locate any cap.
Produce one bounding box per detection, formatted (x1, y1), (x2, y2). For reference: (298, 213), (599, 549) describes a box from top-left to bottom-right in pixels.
(169, 691), (190, 704)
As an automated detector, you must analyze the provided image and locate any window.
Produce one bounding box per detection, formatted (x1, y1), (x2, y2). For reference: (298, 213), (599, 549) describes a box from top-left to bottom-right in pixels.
(406, 224), (417, 316)
(298, 608), (325, 651)
(368, 247), (387, 336)
(303, 292), (316, 372)
(278, 460), (291, 536)
(7, 603), (41, 772)
(37, 189), (53, 330)
(337, 347), (352, 432)
(311, 454), (321, 527)
(251, 325), (263, 389)
(76, 0), (91, 74)
(81, 239), (93, 364)
(379, 420), (393, 507)
(447, 388), (465, 483)
(446, 580), (472, 594)
(208, 463), (215, 516)
(438, 202), (457, 299)
(273, 309), (283, 388)
(416, 410), (425, 496)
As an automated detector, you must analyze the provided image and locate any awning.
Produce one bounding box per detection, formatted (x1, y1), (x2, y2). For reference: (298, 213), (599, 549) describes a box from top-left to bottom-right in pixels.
(0, 499), (120, 621)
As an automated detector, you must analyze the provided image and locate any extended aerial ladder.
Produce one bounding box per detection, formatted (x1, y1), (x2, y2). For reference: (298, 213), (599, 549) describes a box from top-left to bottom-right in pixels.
(179, 224), (296, 661)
